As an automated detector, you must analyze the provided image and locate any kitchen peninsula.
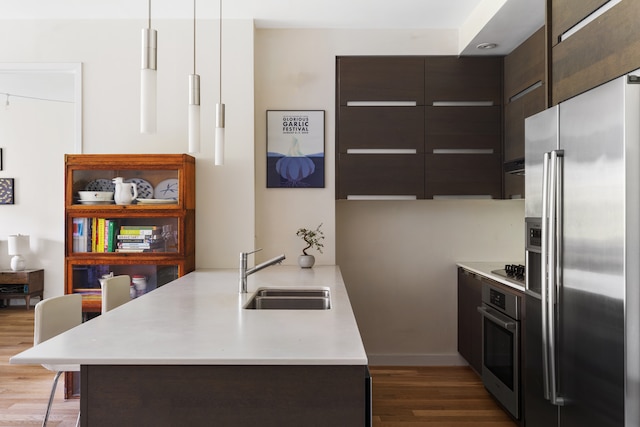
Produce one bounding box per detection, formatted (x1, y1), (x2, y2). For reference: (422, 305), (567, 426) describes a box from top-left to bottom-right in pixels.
(10, 266), (369, 426)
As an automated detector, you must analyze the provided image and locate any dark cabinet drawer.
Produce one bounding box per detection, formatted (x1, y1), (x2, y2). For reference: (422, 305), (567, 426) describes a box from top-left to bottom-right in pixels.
(337, 56), (425, 105)
(338, 106), (425, 152)
(504, 85), (546, 162)
(425, 153), (502, 199)
(337, 153), (424, 199)
(550, 0), (608, 46)
(425, 106), (501, 151)
(425, 56), (502, 105)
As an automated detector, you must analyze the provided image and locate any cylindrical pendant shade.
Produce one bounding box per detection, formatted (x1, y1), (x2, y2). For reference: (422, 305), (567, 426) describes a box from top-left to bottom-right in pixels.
(215, 103), (225, 166)
(140, 27), (157, 134)
(140, 68), (157, 134)
(188, 104), (201, 153)
(8, 234), (29, 256)
(215, 127), (225, 166)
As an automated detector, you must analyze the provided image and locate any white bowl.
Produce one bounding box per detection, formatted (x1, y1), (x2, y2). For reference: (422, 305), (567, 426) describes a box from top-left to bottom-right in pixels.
(78, 191), (114, 201)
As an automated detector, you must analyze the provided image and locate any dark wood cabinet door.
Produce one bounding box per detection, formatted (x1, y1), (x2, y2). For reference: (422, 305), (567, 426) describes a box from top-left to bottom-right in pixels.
(550, 0), (608, 46)
(338, 106), (425, 152)
(503, 26), (545, 104)
(504, 85), (546, 162)
(337, 56), (425, 105)
(458, 268), (483, 374)
(425, 106), (501, 151)
(337, 153), (424, 199)
(425, 56), (502, 105)
(425, 153), (502, 199)
(551, 0), (640, 104)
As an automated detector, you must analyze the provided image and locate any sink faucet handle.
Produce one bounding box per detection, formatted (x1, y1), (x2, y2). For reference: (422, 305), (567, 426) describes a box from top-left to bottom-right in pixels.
(241, 248), (262, 257)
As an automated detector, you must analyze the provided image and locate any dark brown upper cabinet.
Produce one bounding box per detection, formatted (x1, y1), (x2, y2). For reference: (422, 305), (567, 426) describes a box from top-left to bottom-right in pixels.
(338, 106), (425, 152)
(425, 56), (502, 105)
(550, 0), (640, 105)
(337, 56), (425, 105)
(336, 56), (503, 200)
(550, 0), (608, 46)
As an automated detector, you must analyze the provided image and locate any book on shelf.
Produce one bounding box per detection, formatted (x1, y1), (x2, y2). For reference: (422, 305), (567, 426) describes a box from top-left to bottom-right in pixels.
(116, 234), (164, 241)
(119, 228), (163, 236)
(72, 218), (89, 253)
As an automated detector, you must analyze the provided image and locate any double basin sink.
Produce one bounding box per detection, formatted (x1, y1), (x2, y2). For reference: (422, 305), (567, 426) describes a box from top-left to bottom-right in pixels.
(244, 287), (331, 310)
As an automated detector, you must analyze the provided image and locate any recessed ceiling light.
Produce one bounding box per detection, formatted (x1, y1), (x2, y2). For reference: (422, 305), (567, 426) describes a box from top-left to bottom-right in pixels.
(476, 42), (498, 50)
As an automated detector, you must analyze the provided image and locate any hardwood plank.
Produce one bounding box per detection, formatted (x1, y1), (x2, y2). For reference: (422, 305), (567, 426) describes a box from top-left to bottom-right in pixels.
(0, 308), (79, 427)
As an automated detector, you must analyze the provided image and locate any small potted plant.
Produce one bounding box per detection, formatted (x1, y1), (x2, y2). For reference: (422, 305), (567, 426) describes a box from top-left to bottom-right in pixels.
(296, 223), (324, 268)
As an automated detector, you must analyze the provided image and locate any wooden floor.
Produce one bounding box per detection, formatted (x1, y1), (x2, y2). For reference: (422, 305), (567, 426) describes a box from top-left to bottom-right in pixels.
(1, 307), (516, 427)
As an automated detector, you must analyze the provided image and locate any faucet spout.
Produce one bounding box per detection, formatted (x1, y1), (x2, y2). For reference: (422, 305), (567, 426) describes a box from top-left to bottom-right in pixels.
(239, 250), (286, 293)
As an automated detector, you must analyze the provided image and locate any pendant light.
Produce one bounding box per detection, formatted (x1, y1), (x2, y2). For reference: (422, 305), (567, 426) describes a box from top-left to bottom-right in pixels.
(188, 0), (200, 153)
(214, 0), (225, 166)
(140, 0), (157, 134)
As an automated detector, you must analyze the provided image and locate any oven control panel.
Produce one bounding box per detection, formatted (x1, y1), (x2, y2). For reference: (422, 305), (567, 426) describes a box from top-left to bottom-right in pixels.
(482, 282), (520, 320)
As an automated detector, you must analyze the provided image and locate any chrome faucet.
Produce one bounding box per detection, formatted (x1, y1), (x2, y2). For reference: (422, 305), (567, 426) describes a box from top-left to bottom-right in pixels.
(239, 249), (286, 293)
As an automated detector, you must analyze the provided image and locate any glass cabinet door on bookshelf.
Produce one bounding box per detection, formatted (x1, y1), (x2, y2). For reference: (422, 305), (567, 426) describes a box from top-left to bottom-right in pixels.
(72, 263), (179, 309)
(71, 169), (179, 204)
(72, 217), (179, 253)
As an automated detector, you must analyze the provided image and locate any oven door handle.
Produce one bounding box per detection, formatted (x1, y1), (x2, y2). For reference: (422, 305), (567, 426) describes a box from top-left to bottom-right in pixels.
(477, 306), (517, 331)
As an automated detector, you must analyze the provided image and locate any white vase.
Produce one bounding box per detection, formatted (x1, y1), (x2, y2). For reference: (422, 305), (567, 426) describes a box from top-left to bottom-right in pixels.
(298, 254), (315, 268)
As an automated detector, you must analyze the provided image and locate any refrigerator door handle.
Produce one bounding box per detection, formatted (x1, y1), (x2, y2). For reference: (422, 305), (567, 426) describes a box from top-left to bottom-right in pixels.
(548, 149), (565, 406)
(541, 151), (551, 400)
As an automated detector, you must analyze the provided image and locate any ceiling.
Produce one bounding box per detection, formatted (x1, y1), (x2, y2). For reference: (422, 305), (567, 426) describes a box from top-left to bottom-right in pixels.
(0, 0), (544, 55)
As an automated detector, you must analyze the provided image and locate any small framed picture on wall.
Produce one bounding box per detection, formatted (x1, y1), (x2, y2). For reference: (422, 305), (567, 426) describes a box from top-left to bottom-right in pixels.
(266, 110), (325, 188)
(0, 178), (14, 204)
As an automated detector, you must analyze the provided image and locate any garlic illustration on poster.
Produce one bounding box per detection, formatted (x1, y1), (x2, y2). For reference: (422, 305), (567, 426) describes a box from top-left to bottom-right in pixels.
(267, 110), (324, 188)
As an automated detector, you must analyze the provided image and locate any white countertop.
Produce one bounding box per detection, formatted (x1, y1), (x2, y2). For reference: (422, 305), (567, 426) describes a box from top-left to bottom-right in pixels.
(456, 261), (525, 292)
(10, 266), (368, 366)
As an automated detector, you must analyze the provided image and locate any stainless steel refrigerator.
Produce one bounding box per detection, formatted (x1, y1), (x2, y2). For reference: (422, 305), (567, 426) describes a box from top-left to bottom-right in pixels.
(523, 72), (640, 427)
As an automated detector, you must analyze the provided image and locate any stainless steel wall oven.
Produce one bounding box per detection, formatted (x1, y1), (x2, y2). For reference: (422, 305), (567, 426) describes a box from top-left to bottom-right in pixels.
(477, 282), (521, 419)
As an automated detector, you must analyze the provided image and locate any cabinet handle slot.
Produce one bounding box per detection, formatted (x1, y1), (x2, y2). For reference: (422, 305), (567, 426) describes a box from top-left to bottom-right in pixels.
(346, 149), (417, 155)
(346, 101), (417, 107)
(560, 0), (621, 42)
(509, 81), (543, 103)
(432, 101), (494, 107)
(432, 195), (493, 200)
(346, 195), (417, 200)
(432, 149), (494, 155)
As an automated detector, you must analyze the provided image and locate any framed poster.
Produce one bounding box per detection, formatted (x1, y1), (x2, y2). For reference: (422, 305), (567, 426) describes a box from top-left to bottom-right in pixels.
(267, 110), (324, 188)
(0, 178), (14, 204)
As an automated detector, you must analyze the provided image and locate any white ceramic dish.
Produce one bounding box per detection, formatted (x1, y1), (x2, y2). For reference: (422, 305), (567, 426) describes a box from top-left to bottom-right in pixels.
(78, 191), (114, 201)
(154, 178), (179, 199)
(137, 198), (177, 205)
(85, 179), (115, 192)
(125, 178), (154, 199)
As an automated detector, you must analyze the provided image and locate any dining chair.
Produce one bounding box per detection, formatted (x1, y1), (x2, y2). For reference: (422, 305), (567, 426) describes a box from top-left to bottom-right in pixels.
(33, 293), (82, 427)
(101, 275), (131, 313)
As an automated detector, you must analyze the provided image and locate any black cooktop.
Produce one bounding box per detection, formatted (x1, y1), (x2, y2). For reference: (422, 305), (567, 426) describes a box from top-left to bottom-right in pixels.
(491, 264), (525, 285)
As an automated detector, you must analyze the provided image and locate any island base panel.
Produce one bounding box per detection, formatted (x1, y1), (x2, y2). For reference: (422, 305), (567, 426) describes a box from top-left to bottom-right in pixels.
(81, 364), (368, 426)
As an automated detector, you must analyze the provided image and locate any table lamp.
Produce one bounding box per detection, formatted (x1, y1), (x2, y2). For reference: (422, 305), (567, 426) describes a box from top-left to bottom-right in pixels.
(8, 234), (29, 271)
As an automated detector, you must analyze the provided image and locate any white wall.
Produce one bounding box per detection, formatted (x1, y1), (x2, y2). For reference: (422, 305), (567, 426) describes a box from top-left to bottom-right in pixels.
(0, 18), (256, 302)
(254, 28), (525, 364)
(0, 96), (73, 298)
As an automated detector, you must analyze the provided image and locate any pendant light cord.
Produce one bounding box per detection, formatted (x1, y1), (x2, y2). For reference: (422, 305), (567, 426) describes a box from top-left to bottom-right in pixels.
(193, 0), (197, 74)
(147, 0), (151, 29)
(219, 0), (222, 103)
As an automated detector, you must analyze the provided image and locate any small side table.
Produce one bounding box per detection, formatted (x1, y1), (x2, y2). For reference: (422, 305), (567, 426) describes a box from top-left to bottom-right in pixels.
(0, 269), (44, 309)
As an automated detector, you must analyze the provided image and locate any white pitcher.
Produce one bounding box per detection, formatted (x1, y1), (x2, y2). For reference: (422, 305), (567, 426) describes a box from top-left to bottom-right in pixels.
(112, 177), (138, 205)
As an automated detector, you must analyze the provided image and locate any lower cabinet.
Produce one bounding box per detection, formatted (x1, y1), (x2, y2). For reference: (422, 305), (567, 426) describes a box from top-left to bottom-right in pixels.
(457, 268), (483, 374)
(80, 365), (370, 427)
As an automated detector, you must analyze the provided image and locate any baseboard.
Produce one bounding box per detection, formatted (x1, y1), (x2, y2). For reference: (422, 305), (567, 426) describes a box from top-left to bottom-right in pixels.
(367, 353), (467, 366)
